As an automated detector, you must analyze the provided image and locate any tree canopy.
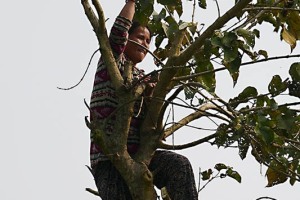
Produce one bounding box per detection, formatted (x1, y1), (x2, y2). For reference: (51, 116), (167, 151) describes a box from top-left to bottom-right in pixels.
(81, 0), (300, 199)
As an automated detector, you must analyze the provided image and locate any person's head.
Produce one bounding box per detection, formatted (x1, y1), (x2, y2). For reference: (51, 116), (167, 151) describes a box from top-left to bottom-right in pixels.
(124, 21), (151, 64)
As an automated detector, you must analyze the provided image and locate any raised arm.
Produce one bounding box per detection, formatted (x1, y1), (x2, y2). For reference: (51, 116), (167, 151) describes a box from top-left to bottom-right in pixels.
(109, 0), (136, 57)
(120, 0), (135, 21)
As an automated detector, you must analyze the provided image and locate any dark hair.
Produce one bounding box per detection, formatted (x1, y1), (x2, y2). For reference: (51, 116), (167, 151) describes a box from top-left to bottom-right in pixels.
(128, 21), (152, 38)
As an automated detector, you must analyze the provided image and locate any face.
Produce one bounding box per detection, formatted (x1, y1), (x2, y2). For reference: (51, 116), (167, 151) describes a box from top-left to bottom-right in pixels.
(124, 26), (151, 64)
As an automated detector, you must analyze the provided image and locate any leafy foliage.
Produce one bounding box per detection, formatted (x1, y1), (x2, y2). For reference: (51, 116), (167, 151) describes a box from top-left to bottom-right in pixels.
(201, 163), (242, 184)
(134, 0), (300, 188)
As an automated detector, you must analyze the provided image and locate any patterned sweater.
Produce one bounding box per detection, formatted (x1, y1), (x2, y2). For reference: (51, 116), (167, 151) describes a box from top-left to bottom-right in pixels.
(90, 16), (145, 168)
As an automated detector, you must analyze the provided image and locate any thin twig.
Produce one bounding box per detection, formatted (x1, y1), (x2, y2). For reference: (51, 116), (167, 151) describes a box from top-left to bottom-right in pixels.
(192, 0), (196, 23)
(226, 15), (248, 32)
(173, 54), (300, 81)
(57, 49), (100, 90)
(199, 172), (220, 192)
(86, 188), (100, 196)
(284, 138), (300, 146)
(165, 122), (217, 131)
(172, 102), (175, 149)
(214, 0), (220, 18)
(197, 167), (201, 198)
(243, 7), (300, 12)
(159, 133), (217, 150)
(239, 101), (300, 114)
(256, 197), (277, 200)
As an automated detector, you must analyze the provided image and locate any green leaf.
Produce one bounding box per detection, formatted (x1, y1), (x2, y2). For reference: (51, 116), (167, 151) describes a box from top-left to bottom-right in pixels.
(229, 86), (258, 108)
(254, 121), (275, 144)
(238, 137), (250, 160)
(214, 124), (228, 147)
(184, 87), (196, 100)
(288, 80), (300, 98)
(198, 98), (204, 105)
(198, 0), (207, 9)
(201, 169), (213, 180)
(288, 62), (300, 98)
(153, 8), (166, 21)
(254, 126), (274, 144)
(258, 50), (268, 58)
(253, 29), (260, 38)
(266, 159), (288, 187)
(256, 95), (269, 107)
(226, 168), (242, 183)
(215, 163), (228, 171)
(257, 12), (278, 29)
(289, 62), (300, 81)
(224, 52), (242, 86)
(266, 98), (278, 110)
(237, 28), (256, 48)
(286, 11), (300, 40)
(157, 0), (181, 6)
(281, 26), (297, 52)
(268, 75), (288, 96)
(163, 16), (179, 41)
(251, 140), (270, 164)
(211, 35), (223, 47)
(194, 61), (216, 92)
(222, 32), (238, 47)
(135, 0), (154, 25)
(154, 34), (166, 48)
(276, 115), (291, 131)
(239, 86), (258, 99)
(224, 46), (239, 63)
(158, 0), (183, 16)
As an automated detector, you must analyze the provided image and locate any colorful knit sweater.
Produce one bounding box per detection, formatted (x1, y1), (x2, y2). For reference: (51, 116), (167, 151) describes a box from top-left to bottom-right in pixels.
(89, 16), (145, 168)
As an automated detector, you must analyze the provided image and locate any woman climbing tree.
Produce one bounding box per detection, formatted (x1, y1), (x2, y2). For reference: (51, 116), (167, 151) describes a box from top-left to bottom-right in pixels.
(88, 0), (198, 199)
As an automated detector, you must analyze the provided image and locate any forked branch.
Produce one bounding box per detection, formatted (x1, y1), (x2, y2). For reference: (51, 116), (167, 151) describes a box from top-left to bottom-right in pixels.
(82, 0), (123, 90)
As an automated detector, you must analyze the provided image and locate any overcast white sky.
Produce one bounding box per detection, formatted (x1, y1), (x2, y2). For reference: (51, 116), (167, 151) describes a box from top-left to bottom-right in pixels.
(1, 1), (299, 200)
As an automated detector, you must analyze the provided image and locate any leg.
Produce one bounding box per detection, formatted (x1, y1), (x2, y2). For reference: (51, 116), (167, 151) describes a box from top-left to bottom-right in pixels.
(149, 151), (198, 200)
(93, 161), (132, 200)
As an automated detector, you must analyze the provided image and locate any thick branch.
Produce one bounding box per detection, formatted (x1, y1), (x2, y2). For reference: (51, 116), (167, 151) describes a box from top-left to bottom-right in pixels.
(136, 31), (187, 164)
(81, 0), (99, 31)
(82, 0), (123, 89)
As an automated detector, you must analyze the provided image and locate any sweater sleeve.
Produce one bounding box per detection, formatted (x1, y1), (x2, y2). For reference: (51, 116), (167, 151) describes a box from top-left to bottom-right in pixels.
(109, 16), (132, 58)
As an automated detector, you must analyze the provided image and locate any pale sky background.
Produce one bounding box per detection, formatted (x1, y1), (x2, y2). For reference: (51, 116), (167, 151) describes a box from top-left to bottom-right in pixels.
(1, 1), (299, 200)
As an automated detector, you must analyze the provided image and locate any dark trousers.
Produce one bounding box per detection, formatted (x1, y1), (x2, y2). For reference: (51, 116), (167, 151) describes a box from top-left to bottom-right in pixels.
(94, 150), (198, 200)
